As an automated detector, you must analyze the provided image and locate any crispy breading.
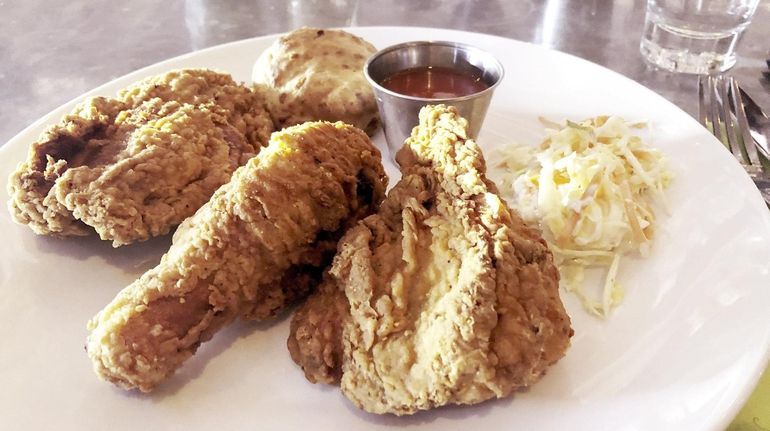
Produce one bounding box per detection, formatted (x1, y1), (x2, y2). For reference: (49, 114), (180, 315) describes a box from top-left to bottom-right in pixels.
(288, 274), (347, 384)
(86, 121), (387, 392)
(7, 69), (273, 246)
(288, 105), (573, 415)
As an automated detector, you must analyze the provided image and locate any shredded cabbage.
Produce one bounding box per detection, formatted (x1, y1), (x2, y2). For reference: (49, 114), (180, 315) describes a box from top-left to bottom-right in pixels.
(493, 116), (672, 318)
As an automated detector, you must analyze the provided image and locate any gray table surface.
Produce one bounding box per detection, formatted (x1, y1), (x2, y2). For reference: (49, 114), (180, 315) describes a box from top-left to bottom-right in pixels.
(1, 0), (769, 147)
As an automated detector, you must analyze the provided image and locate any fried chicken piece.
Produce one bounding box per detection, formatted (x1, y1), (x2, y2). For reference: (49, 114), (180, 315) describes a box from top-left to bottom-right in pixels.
(288, 274), (348, 384)
(86, 121), (387, 392)
(288, 105), (573, 415)
(7, 69), (274, 246)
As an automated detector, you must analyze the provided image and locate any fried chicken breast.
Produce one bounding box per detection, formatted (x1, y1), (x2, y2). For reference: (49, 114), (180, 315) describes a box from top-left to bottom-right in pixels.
(288, 105), (573, 415)
(7, 69), (274, 246)
(86, 121), (387, 392)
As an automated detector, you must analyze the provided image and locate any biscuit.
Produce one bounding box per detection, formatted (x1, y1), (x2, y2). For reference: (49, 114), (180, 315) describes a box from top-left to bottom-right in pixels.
(253, 28), (379, 134)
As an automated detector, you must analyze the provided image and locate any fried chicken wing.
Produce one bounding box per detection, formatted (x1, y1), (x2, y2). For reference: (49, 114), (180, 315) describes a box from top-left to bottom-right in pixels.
(288, 105), (573, 415)
(86, 121), (387, 392)
(288, 274), (348, 384)
(7, 69), (274, 246)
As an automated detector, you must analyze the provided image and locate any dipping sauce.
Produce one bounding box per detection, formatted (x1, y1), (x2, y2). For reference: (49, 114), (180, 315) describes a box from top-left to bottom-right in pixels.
(380, 66), (489, 99)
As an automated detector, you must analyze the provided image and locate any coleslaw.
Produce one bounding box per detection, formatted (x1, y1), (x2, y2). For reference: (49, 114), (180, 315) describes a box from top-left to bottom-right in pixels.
(494, 116), (672, 317)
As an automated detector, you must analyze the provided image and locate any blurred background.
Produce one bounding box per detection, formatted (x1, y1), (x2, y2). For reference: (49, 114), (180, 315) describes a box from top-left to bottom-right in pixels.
(1, 0), (768, 145)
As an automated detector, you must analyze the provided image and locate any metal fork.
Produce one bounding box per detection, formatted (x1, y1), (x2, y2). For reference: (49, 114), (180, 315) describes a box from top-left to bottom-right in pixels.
(697, 74), (770, 207)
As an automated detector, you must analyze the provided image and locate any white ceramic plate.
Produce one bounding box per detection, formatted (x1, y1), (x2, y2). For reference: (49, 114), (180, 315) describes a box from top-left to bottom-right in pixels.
(1, 27), (769, 431)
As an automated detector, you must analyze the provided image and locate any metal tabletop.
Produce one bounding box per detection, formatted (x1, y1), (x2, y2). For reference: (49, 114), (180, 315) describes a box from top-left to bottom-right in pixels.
(2, 0), (768, 146)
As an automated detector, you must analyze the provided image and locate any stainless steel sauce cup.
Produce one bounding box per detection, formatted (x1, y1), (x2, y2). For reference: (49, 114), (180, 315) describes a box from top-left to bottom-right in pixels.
(364, 41), (504, 158)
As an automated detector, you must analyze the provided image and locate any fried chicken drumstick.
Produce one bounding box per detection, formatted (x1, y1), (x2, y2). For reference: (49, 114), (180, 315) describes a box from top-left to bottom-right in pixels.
(288, 105), (573, 415)
(8, 69), (273, 246)
(86, 121), (386, 392)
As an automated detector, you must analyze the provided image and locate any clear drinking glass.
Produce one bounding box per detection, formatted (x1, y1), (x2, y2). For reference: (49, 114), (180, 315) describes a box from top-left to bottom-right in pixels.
(640, 0), (760, 74)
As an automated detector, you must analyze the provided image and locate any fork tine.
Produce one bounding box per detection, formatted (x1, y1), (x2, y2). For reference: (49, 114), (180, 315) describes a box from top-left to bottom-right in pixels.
(698, 75), (770, 208)
(697, 75), (712, 133)
(708, 75), (730, 151)
(727, 76), (758, 165)
(738, 87), (770, 161)
(720, 76), (749, 163)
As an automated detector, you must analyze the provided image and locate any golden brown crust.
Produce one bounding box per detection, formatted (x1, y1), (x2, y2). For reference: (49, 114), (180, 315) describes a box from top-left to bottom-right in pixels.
(288, 105), (573, 415)
(7, 69), (274, 246)
(86, 121), (387, 392)
(252, 27), (379, 134)
(287, 274), (348, 385)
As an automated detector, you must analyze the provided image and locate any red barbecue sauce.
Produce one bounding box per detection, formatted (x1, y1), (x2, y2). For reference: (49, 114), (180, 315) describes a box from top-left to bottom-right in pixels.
(381, 66), (489, 99)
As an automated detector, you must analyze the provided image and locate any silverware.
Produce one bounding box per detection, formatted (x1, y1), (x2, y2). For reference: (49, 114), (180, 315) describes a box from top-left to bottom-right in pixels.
(697, 74), (770, 206)
(739, 86), (770, 160)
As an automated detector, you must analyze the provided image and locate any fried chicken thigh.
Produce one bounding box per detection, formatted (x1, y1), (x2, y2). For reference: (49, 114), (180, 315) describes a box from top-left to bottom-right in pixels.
(288, 105), (573, 415)
(8, 69), (273, 246)
(86, 121), (386, 392)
